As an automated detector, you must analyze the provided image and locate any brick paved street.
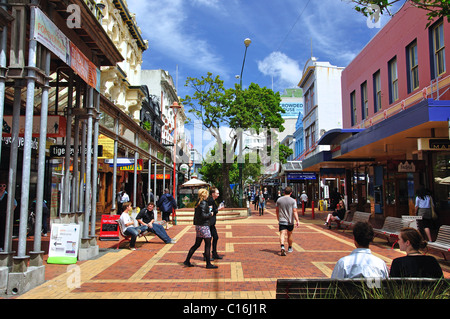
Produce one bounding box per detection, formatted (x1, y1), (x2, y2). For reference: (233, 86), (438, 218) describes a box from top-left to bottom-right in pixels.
(12, 202), (450, 300)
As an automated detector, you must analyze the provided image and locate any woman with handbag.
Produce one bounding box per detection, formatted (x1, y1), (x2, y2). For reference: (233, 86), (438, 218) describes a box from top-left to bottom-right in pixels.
(415, 188), (434, 242)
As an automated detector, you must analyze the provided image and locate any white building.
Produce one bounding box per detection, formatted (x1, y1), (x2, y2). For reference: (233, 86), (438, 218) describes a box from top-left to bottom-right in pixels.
(298, 57), (344, 159)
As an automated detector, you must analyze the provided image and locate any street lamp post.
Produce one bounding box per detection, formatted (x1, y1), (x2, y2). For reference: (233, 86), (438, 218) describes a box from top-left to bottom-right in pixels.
(170, 101), (181, 225)
(239, 38), (251, 208)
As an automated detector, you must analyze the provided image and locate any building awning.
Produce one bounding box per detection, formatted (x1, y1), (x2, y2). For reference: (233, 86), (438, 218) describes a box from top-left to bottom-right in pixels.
(339, 98), (450, 160)
(318, 128), (365, 145)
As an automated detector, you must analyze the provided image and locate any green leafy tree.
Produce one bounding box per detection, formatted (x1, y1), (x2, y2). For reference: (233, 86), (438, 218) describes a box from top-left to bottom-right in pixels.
(349, 0), (450, 27)
(182, 72), (285, 207)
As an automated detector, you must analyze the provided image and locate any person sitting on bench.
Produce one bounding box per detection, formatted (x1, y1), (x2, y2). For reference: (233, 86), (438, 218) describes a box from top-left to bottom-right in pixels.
(136, 202), (176, 244)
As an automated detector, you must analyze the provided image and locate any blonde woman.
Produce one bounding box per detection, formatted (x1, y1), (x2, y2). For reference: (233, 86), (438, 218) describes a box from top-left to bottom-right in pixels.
(184, 189), (218, 269)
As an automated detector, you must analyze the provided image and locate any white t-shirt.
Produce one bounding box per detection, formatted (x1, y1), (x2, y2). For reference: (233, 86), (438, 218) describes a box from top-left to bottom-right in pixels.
(415, 195), (431, 209)
(331, 248), (389, 279)
(119, 212), (133, 232)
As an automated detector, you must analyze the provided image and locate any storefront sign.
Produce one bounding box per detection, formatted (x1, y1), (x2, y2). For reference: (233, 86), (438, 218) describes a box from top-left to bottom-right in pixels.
(49, 145), (103, 157)
(119, 159), (143, 171)
(47, 223), (80, 265)
(418, 138), (450, 151)
(2, 115), (66, 138)
(398, 161), (416, 173)
(287, 172), (316, 180)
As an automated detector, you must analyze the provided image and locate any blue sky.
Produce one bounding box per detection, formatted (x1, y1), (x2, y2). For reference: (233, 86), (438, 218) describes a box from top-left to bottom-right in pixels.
(126, 0), (405, 153)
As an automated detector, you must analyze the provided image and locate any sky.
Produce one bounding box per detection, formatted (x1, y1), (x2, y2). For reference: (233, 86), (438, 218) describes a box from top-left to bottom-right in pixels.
(126, 0), (405, 154)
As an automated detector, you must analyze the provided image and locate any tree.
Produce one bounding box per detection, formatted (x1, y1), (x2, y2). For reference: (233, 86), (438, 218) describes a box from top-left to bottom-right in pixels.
(182, 72), (285, 207)
(349, 0), (450, 27)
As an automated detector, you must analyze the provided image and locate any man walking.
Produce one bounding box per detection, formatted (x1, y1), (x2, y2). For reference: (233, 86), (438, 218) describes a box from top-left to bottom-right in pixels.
(207, 187), (224, 260)
(276, 186), (299, 256)
(157, 188), (177, 222)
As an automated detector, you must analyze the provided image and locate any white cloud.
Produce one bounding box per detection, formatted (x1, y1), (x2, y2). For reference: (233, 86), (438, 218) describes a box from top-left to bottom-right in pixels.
(257, 52), (302, 90)
(127, 0), (227, 76)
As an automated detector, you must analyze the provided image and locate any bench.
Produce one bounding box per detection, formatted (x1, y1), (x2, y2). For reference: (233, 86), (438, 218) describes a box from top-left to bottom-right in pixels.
(427, 225), (450, 260)
(328, 210), (350, 229)
(340, 211), (371, 231)
(373, 217), (405, 249)
(115, 220), (151, 249)
(276, 278), (450, 299)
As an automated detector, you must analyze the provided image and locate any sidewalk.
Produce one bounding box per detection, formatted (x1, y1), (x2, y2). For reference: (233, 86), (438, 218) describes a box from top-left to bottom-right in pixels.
(11, 201), (450, 299)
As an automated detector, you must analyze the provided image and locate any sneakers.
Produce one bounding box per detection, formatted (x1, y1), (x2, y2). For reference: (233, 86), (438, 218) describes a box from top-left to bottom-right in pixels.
(281, 246), (293, 256)
(129, 247), (136, 251)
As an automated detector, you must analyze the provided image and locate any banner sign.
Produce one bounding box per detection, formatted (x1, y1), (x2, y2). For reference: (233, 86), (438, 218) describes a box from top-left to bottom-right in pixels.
(33, 7), (70, 65)
(32, 7), (100, 92)
(47, 223), (81, 265)
(2, 115), (66, 138)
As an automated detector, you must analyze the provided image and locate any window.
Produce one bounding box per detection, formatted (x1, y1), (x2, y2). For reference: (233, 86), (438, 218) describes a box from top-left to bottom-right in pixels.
(304, 84), (315, 114)
(350, 91), (357, 126)
(361, 81), (368, 119)
(432, 21), (446, 77)
(407, 40), (419, 92)
(373, 70), (382, 112)
(388, 57), (399, 103)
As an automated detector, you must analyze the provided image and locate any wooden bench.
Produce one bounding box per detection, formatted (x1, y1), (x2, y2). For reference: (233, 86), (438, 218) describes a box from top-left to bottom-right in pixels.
(373, 217), (404, 249)
(427, 225), (450, 260)
(340, 211), (371, 231)
(276, 278), (450, 299)
(328, 210), (350, 229)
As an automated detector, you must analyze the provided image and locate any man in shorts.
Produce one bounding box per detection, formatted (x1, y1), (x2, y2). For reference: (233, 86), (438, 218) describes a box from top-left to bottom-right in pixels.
(276, 186), (299, 256)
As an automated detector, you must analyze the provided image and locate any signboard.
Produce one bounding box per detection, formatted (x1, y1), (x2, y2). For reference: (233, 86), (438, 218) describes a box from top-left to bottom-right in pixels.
(33, 7), (70, 65)
(280, 102), (303, 119)
(2, 115), (66, 138)
(99, 215), (120, 241)
(32, 7), (100, 91)
(49, 145), (103, 157)
(118, 159), (143, 171)
(287, 172), (316, 181)
(418, 138), (450, 151)
(47, 223), (81, 264)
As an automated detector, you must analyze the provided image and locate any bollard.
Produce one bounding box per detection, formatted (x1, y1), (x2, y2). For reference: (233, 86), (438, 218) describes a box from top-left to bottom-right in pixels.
(302, 201), (305, 216)
(311, 201), (315, 219)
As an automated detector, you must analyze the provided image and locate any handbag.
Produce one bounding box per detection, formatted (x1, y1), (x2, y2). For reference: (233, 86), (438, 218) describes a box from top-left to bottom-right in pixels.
(430, 197), (438, 220)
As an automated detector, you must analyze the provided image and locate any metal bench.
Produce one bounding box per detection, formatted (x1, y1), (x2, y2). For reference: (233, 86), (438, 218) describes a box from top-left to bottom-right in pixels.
(340, 211), (371, 231)
(427, 225), (450, 260)
(115, 220), (151, 249)
(373, 217), (405, 249)
(276, 278), (450, 299)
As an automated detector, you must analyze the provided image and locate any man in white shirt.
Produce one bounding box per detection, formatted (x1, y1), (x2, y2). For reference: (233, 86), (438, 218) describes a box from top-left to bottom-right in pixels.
(331, 222), (389, 279)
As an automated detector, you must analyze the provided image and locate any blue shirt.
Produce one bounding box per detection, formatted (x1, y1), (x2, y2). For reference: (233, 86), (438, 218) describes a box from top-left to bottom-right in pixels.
(331, 248), (389, 279)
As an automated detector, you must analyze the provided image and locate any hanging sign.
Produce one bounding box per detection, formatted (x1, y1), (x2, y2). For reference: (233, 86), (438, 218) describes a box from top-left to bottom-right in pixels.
(47, 223), (81, 265)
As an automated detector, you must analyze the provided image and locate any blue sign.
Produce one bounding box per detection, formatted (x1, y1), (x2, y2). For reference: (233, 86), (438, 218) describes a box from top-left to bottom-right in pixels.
(287, 173), (316, 180)
(280, 102), (303, 119)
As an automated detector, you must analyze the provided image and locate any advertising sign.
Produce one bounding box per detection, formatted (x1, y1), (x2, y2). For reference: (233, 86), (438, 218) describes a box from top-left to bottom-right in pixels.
(280, 102), (303, 119)
(47, 223), (81, 265)
(99, 215), (120, 241)
(33, 7), (70, 65)
(2, 115), (66, 138)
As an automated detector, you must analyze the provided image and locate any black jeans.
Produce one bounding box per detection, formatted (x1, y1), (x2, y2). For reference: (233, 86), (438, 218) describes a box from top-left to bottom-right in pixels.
(210, 224), (219, 254)
(185, 237), (212, 265)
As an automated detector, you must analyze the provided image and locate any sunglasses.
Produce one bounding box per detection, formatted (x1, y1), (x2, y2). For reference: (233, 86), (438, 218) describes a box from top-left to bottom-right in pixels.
(0, 185), (6, 187)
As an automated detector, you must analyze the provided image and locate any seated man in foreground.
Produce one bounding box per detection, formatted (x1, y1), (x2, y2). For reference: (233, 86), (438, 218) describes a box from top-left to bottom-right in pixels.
(136, 202), (176, 244)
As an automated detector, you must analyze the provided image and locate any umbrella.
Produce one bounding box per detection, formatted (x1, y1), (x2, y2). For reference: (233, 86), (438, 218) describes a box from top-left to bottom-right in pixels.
(181, 178), (209, 188)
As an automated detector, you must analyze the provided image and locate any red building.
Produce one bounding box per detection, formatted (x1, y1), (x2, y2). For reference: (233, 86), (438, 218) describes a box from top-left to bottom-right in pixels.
(303, 2), (450, 229)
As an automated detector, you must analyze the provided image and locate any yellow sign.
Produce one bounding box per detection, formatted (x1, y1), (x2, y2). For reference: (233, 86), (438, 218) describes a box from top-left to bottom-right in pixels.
(119, 159), (143, 171)
(98, 134), (115, 158)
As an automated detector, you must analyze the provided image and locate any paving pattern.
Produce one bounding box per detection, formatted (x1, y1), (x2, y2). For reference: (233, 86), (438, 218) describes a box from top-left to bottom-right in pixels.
(15, 202), (450, 299)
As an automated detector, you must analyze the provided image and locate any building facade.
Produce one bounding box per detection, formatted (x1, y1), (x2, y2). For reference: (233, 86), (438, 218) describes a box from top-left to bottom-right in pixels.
(309, 2), (450, 227)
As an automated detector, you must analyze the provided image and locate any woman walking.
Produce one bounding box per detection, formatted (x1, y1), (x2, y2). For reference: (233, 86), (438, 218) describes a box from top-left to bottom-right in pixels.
(415, 187), (434, 242)
(184, 189), (218, 269)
